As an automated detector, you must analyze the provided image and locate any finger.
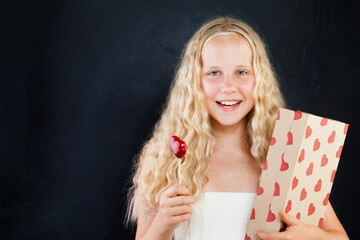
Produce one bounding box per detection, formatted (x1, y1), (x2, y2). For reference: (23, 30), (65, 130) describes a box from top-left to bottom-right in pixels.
(278, 210), (299, 226)
(168, 195), (195, 207)
(169, 212), (192, 225)
(167, 204), (193, 216)
(163, 185), (191, 198)
(255, 230), (287, 240)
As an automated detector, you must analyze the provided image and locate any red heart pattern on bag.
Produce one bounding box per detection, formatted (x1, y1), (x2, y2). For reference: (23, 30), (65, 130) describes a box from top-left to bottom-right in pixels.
(300, 188), (307, 201)
(270, 137), (276, 146)
(323, 193), (330, 206)
(328, 131), (335, 143)
(267, 208), (276, 222)
(314, 179), (322, 192)
(263, 159), (268, 170)
(292, 176), (298, 190)
(305, 126), (312, 139)
(313, 138), (320, 151)
(318, 218), (324, 228)
(285, 200), (292, 213)
(298, 149), (305, 163)
(251, 208), (255, 220)
(294, 111), (302, 120)
(287, 131), (293, 145)
(336, 145), (343, 158)
(274, 182), (280, 196)
(280, 153), (289, 171)
(330, 170), (336, 182)
(306, 163), (313, 176)
(320, 118), (328, 126)
(308, 203), (315, 216)
(321, 154), (328, 167)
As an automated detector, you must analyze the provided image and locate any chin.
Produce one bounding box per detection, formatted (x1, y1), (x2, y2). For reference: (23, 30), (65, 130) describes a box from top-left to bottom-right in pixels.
(212, 117), (245, 127)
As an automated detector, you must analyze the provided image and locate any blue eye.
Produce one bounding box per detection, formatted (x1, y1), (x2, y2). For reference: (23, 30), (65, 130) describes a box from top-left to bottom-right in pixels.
(210, 71), (220, 76)
(237, 70), (246, 75)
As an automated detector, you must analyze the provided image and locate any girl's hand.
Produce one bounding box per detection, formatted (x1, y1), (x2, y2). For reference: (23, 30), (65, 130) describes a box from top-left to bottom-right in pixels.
(255, 210), (319, 240)
(156, 184), (195, 233)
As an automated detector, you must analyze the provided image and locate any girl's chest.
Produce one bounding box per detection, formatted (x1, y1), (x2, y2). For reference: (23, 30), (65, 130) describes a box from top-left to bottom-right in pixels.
(204, 156), (261, 193)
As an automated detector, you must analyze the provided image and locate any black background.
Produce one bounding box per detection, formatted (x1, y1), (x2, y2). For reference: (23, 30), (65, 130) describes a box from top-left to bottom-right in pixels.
(1, 0), (359, 239)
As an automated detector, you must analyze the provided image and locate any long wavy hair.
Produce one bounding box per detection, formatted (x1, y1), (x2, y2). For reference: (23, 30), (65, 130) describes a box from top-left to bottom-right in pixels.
(125, 16), (285, 226)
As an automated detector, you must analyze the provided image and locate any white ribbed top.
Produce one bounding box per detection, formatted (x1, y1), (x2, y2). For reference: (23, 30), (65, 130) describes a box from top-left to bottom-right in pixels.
(174, 192), (256, 240)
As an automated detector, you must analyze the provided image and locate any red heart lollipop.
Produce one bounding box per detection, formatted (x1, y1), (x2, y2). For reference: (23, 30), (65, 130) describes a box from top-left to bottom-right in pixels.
(170, 136), (187, 158)
(170, 136), (187, 185)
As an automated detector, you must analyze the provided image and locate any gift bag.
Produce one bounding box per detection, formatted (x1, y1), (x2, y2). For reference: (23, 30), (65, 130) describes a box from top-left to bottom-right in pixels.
(245, 108), (349, 240)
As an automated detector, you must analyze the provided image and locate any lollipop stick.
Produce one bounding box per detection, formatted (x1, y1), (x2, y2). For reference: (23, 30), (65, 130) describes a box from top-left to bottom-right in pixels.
(178, 158), (182, 185)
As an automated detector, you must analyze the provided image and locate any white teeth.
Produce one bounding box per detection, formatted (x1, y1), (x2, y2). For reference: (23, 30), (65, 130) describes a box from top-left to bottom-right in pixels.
(219, 101), (240, 106)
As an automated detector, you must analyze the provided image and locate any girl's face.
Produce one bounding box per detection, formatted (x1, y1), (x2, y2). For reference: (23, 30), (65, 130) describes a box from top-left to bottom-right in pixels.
(201, 33), (255, 127)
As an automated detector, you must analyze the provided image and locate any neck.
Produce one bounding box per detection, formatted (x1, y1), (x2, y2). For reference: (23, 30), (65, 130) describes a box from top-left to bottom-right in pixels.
(211, 118), (249, 153)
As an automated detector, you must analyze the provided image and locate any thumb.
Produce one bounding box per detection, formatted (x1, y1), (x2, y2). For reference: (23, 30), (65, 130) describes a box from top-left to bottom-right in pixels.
(278, 210), (299, 226)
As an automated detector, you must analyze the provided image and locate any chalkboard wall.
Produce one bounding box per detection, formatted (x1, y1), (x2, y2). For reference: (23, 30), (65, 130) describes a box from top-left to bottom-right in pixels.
(1, 0), (359, 239)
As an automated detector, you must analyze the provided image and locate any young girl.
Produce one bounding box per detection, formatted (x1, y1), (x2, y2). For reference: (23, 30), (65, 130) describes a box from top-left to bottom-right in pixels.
(126, 16), (349, 240)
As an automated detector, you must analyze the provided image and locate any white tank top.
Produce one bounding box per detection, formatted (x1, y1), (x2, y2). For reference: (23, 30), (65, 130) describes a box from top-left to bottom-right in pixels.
(174, 192), (256, 240)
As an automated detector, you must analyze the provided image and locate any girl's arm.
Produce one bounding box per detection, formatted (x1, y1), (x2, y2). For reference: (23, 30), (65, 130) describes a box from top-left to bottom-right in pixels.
(135, 185), (195, 240)
(320, 201), (348, 239)
(255, 202), (349, 240)
(135, 210), (173, 240)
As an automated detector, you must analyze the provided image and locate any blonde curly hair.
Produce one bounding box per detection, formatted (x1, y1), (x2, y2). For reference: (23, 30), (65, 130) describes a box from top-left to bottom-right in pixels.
(125, 16), (286, 226)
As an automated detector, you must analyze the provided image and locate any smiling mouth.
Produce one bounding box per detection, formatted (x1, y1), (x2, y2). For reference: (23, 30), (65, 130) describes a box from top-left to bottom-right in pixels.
(216, 100), (242, 108)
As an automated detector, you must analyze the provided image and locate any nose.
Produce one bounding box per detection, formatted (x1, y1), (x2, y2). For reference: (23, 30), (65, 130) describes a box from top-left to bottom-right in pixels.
(220, 74), (236, 93)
